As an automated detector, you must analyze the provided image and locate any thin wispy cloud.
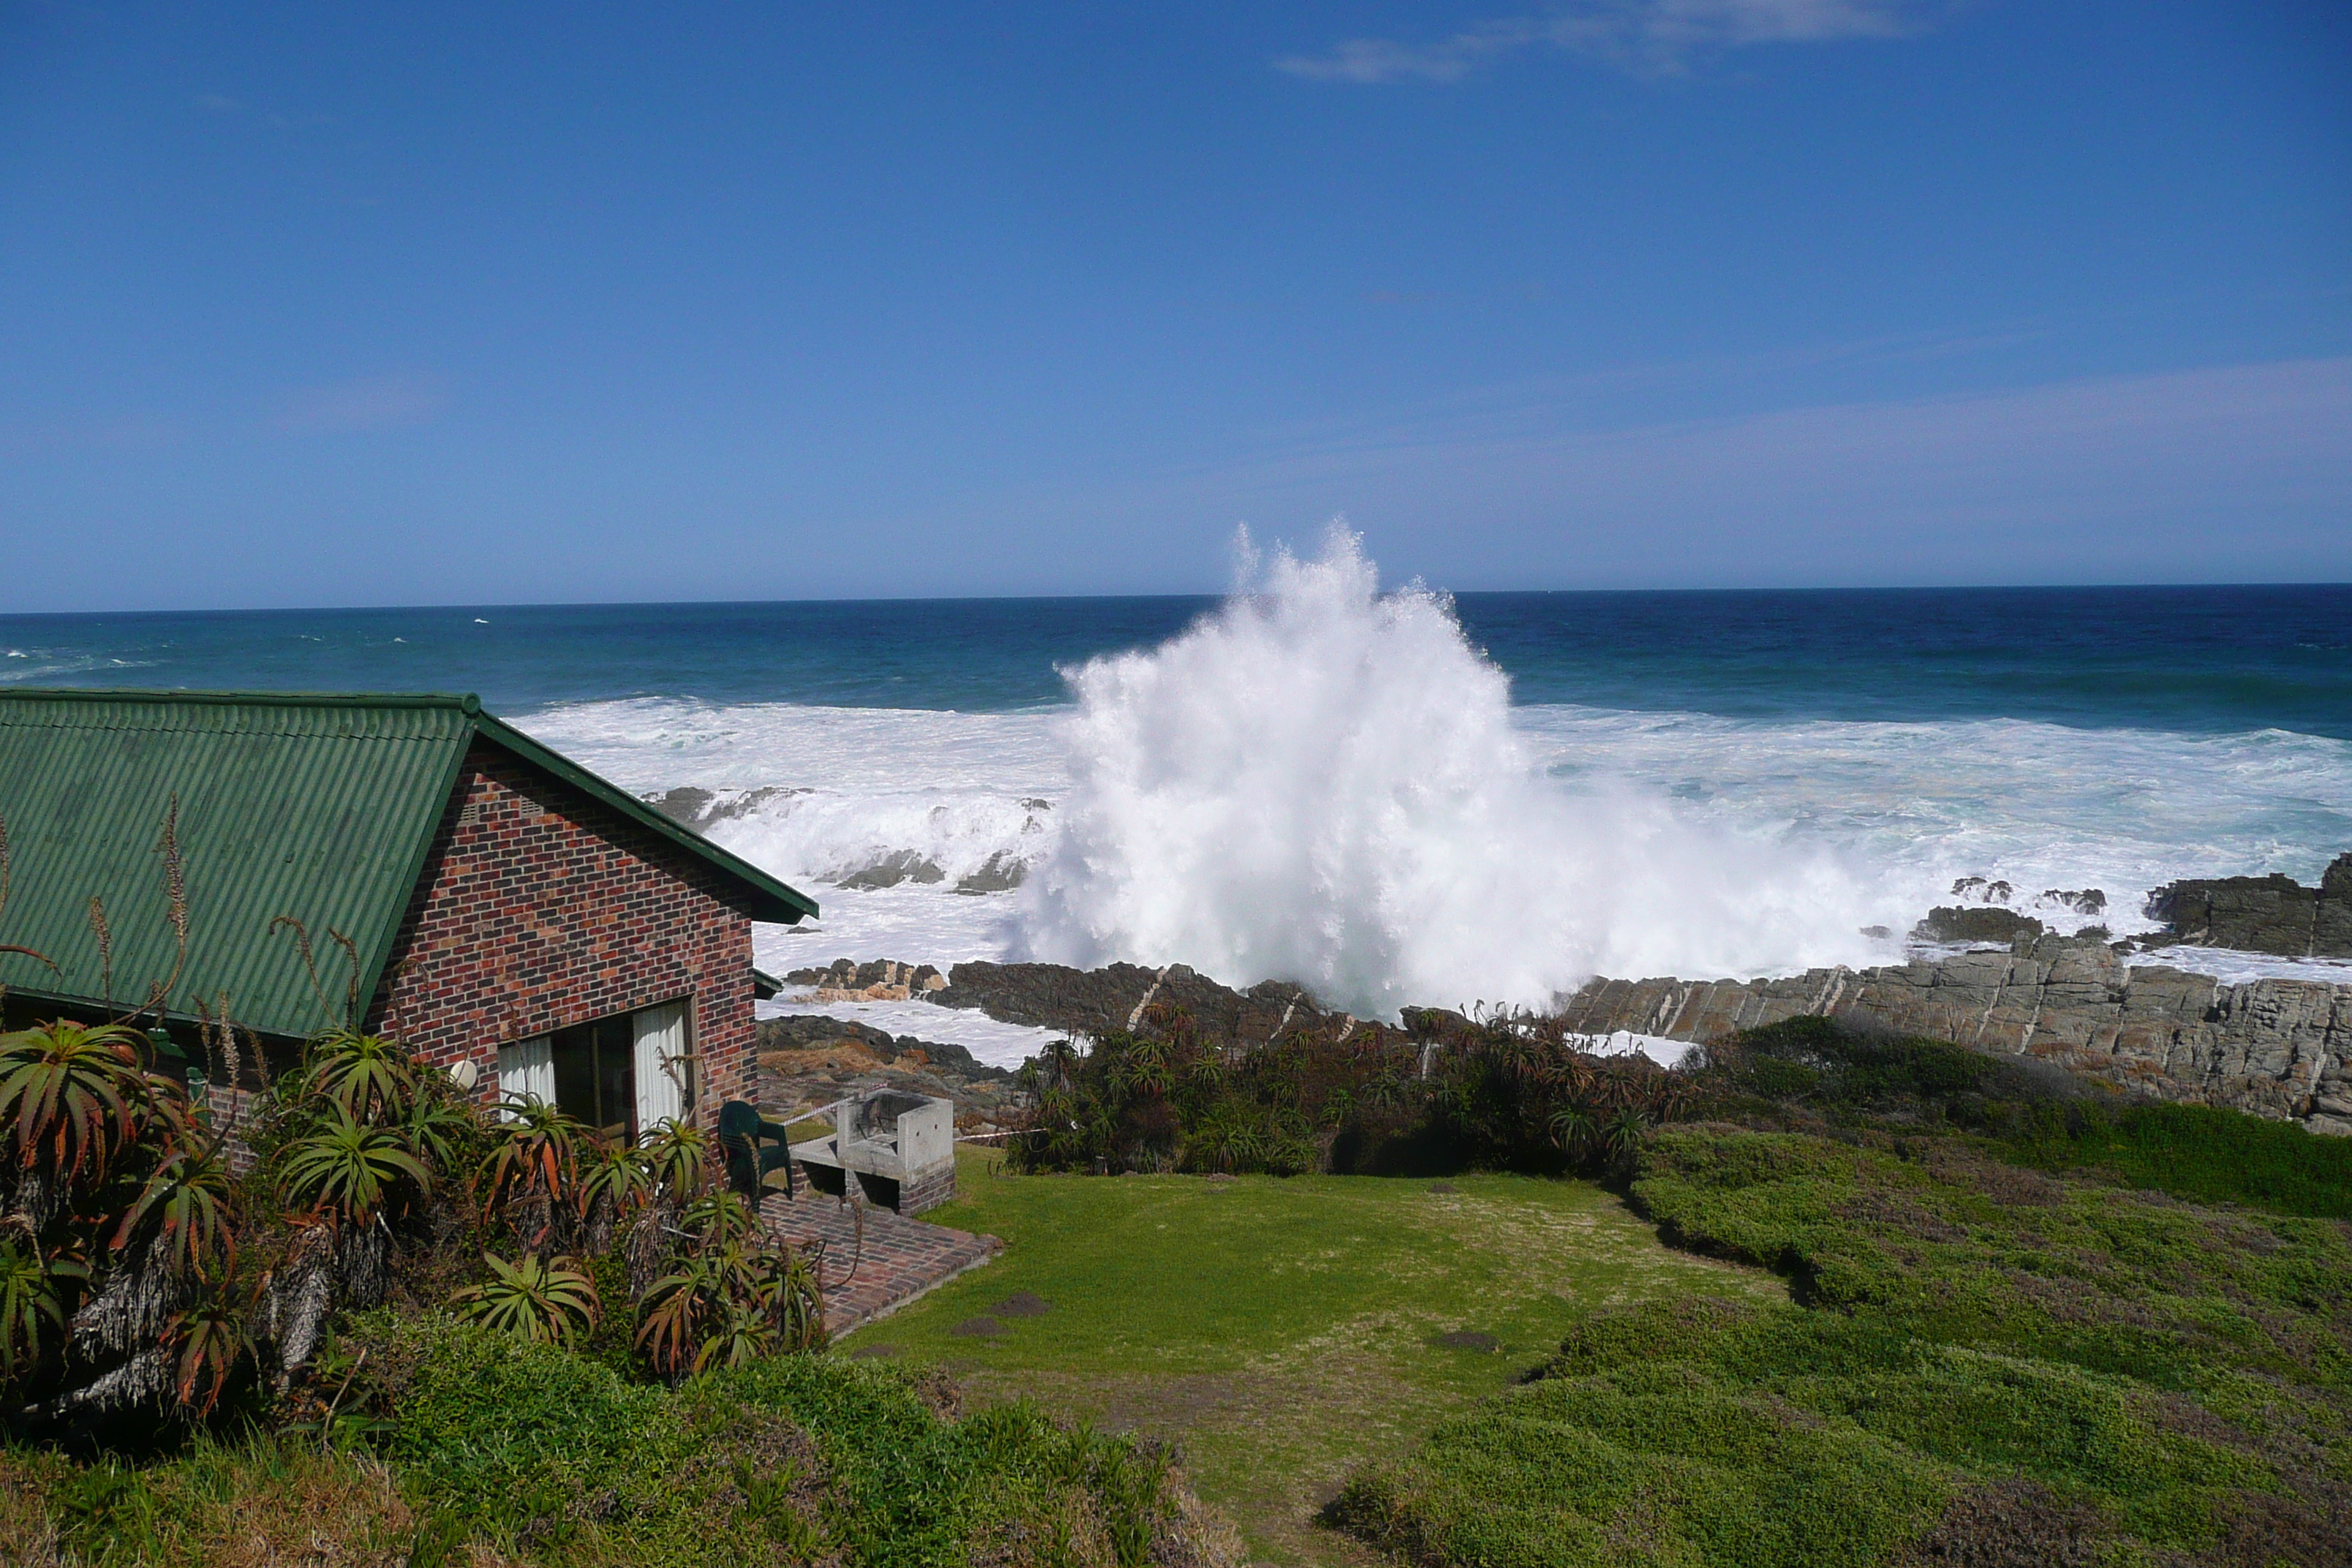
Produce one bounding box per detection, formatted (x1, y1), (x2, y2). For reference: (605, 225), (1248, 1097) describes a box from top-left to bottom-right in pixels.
(1278, 1), (1926, 82)
(274, 375), (440, 434)
(1160, 357), (2352, 586)
(190, 91), (336, 129)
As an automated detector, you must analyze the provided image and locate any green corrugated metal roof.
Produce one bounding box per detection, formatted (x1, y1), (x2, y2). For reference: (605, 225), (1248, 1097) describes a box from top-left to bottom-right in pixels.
(0, 690), (815, 1040)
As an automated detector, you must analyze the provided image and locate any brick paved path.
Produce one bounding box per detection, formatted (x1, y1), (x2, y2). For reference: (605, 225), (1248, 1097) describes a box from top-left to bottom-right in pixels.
(761, 1189), (1001, 1334)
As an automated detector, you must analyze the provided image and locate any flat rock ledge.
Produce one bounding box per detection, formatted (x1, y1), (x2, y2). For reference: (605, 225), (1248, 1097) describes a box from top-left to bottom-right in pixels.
(1555, 932), (2352, 1136)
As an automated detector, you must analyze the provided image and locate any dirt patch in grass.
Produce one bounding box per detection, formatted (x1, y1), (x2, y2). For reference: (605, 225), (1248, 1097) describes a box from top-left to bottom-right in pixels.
(953, 1365), (1397, 1568)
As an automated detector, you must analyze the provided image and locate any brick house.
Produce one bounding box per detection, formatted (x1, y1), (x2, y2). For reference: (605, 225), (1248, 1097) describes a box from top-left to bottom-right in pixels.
(0, 690), (815, 1136)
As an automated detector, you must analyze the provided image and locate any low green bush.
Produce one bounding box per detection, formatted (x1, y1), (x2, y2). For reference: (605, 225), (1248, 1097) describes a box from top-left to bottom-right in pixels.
(2007, 1099), (2352, 1218)
(1338, 1124), (2352, 1566)
(1334, 1365), (1950, 1568)
(2, 1316), (1200, 1566)
(1011, 1004), (1699, 1179)
(1703, 1015), (2352, 1219)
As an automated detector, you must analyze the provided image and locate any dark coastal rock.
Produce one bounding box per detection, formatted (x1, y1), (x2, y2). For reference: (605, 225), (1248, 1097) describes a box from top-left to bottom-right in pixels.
(952, 851), (1026, 894)
(2323, 855), (2352, 955)
(838, 850), (947, 890)
(802, 851), (2352, 1139)
(2146, 853), (2352, 957)
(930, 960), (1325, 1046)
(644, 785), (717, 827)
(640, 784), (804, 834)
(1912, 906), (2046, 944)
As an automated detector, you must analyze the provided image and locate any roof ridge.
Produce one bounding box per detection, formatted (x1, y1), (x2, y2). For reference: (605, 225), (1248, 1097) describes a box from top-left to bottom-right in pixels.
(1, 687), (481, 712)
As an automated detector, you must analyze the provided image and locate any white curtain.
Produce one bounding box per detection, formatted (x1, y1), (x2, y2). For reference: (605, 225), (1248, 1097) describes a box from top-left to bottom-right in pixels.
(632, 1001), (690, 1139)
(495, 1035), (554, 1118)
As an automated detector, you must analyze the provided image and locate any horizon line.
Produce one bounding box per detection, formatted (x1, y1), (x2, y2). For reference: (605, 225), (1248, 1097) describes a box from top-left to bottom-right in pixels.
(6, 579), (2352, 621)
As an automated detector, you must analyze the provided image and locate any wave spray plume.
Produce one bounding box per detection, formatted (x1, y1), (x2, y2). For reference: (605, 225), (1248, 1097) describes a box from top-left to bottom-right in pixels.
(1017, 527), (1884, 1017)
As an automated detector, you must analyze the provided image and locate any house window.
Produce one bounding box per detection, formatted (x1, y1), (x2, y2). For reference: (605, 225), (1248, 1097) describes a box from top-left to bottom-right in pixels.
(495, 998), (692, 1141)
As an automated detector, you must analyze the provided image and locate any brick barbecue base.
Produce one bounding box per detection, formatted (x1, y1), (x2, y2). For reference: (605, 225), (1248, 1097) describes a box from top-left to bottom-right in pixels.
(761, 1189), (1001, 1335)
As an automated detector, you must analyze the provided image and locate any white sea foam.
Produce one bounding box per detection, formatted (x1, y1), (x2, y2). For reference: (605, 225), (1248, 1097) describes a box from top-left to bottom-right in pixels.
(1014, 529), (1896, 1015)
(2126, 948), (2352, 987)
(1510, 707), (2352, 943)
(0, 650), (159, 683)
(511, 545), (2352, 1014)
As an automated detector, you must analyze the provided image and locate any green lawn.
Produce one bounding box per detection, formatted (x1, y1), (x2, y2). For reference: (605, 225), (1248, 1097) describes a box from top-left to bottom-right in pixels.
(836, 1150), (1784, 1565)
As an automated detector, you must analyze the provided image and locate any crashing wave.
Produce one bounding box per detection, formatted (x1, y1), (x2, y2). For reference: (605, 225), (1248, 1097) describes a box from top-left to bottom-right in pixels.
(1013, 526), (1888, 1017)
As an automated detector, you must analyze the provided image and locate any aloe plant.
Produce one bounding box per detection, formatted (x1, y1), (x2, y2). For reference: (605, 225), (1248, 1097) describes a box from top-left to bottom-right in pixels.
(679, 1188), (761, 1251)
(690, 1297), (777, 1373)
(1602, 1105), (1648, 1168)
(1548, 1107), (1597, 1157)
(636, 1253), (725, 1378)
(0, 1238), (80, 1379)
(166, 1281), (255, 1414)
(479, 1098), (587, 1232)
(580, 1138), (655, 1220)
(276, 1103), (432, 1226)
(452, 1252), (600, 1344)
(114, 1147), (235, 1277)
(639, 1118), (709, 1199)
(302, 1030), (418, 1123)
(394, 1079), (483, 1182)
(0, 1021), (152, 1184)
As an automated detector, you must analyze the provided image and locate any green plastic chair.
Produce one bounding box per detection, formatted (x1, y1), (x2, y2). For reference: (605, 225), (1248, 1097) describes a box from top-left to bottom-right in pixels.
(717, 1099), (796, 1201)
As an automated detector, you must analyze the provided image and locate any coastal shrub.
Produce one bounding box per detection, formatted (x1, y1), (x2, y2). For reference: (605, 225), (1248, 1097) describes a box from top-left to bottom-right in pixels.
(379, 1315), (688, 1527)
(1696, 1014), (2077, 1126)
(1703, 1015), (2352, 1218)
(2006, 1099), (2352, 1218)
(1336, 1123), (2352, 1566)
(1009, 1002), (1700, 1178)
(1331, 1368), (1952, 1568)
(0, 1316), (1212, 1567)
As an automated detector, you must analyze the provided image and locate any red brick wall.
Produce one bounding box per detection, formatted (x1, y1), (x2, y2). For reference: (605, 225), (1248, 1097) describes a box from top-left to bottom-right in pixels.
(367, 742), (761, 1123)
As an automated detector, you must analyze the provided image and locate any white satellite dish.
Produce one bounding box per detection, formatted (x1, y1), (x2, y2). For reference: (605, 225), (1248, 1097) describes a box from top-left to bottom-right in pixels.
(448, 1058), (481, 1092)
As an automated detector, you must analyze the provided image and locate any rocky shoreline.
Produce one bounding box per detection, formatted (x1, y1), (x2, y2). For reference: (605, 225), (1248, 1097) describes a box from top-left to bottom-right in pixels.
(765, 858), (2352, 1137)
(1550, 932), (2351, 1134)
(774, 936), (2352, 1137)
(2146, 853), (2352, 958)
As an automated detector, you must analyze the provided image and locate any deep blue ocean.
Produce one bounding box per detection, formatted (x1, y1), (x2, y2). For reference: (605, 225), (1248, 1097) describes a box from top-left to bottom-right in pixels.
(6, 584), (2348, 736)
(8, 580), (2351, 1009)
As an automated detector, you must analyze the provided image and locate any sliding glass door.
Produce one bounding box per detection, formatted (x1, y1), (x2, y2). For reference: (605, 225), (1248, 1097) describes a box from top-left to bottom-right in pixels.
(495, 996), (693, 1141)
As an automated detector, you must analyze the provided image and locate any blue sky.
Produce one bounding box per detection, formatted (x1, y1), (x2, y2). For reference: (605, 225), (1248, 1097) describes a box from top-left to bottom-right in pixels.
(2, 1), (2346, 608)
